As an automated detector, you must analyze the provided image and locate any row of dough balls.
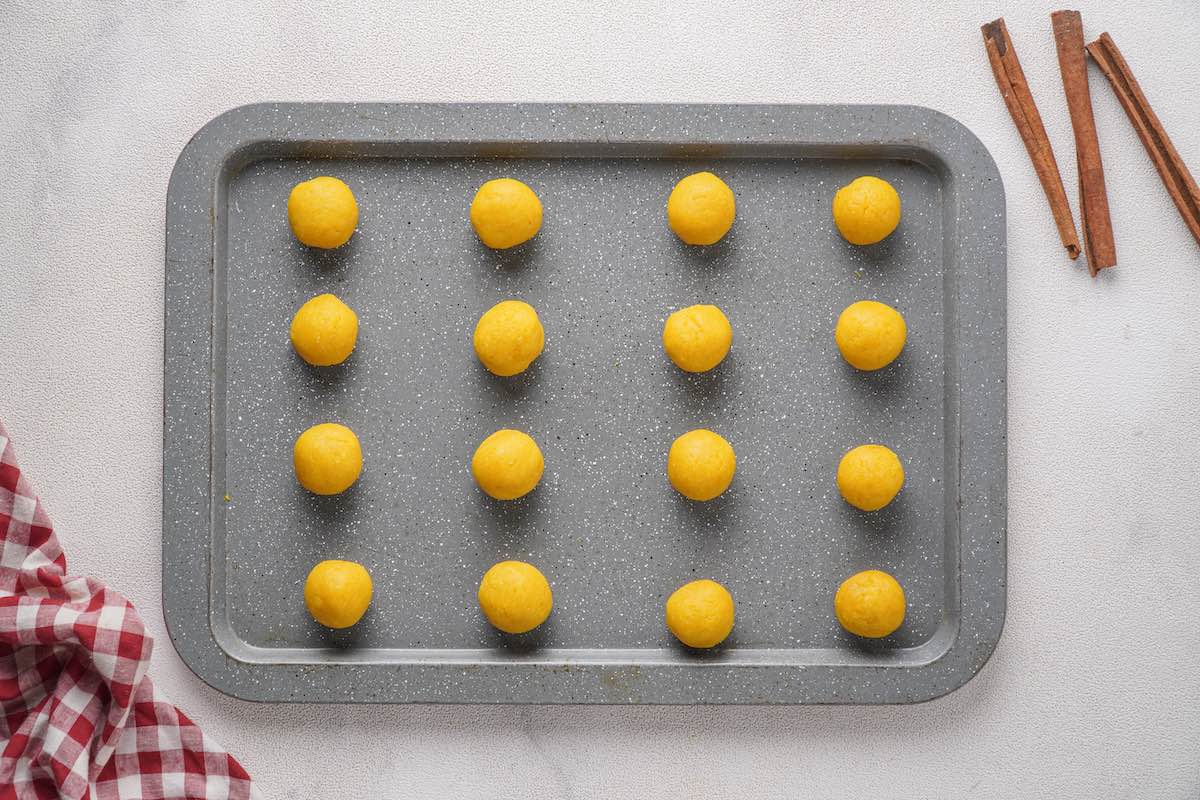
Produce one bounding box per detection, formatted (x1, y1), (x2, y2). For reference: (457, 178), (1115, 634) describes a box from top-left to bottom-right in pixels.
(303, 558), (906, 647)
(290, 294), (908, 377)
(294, 422), (902, 512)
(285, 171), (902, 252)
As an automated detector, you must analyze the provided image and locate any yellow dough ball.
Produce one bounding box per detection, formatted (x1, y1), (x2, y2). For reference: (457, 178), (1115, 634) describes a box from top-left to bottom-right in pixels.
(469, 178), (543, 249)
(287, 176), (359, 249)
(832, 175), (901, 245)
(662, 304), (732, 373)
(293, 423), (363, 495)
(834, 569), (906, 638)
(837, 444), (904, 512)
(471, 429), (544, 500)
(835, 300), (907, 371)
(473, 300), (545, 376)
(665, 579), (734, 648)
(667, 429), (736, 501)
(304, 560), (373, 629)
(667, 171), (736, 245)
(289, 293), (359, 366)
(477, 560), (553, 634)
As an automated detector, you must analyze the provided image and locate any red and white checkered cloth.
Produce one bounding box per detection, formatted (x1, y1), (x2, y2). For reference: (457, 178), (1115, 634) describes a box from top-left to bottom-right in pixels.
(0, 421), (257, 799)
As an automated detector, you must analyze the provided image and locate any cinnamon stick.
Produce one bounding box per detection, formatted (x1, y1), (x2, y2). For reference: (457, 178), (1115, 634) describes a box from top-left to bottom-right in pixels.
(981, 18), (1080, 260)
(1051, 10), (1116, 275)
(1087, 32), (1200, 248)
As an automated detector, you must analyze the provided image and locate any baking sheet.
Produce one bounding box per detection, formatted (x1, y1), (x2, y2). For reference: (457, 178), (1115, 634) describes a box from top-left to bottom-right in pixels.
(164, 103), (1006, 703)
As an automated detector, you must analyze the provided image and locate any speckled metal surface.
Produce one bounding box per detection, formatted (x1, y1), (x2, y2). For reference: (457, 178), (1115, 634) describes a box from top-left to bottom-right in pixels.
(164, 103), (1005, 704)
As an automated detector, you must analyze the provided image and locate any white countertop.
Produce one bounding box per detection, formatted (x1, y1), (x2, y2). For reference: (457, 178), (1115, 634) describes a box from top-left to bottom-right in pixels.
(4, 1), (1199, 796)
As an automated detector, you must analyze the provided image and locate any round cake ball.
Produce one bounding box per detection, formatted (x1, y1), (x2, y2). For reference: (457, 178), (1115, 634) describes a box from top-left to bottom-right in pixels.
(837, 444), (904, 511)
(473, 300), (544, 376)
(667, 429), (736, 501)
(470, 178), (543, 249)
(662, 304), (732, 373)
(665, 579), (734, 648)
(832, 175), (901, 245)
(287, 176), (359, 249)
(477, 560), (553, 634)
(835, 300), (907, 371)
(471, 429), (544, 500)
(293, 423), (363, 495)
(667, 171), (736, 245)
(304, 559), (373, 628)
(835, 569), (906, 638)
(290, 293), (359, 366)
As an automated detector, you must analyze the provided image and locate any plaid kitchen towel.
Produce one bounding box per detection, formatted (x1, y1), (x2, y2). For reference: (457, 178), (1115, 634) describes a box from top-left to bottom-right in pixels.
(0, 421), (257, 799)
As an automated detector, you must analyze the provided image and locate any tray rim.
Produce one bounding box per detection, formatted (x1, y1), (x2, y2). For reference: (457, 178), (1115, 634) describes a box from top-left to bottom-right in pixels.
(163, 102), (1007, 704)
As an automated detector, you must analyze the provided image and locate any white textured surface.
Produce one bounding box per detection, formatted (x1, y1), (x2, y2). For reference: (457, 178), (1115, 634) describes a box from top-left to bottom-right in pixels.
(2, 0), (1199, 796)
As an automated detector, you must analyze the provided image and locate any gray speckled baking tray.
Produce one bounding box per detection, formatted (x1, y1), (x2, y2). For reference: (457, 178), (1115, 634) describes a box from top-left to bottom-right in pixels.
(164, 103), (1005, 704)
